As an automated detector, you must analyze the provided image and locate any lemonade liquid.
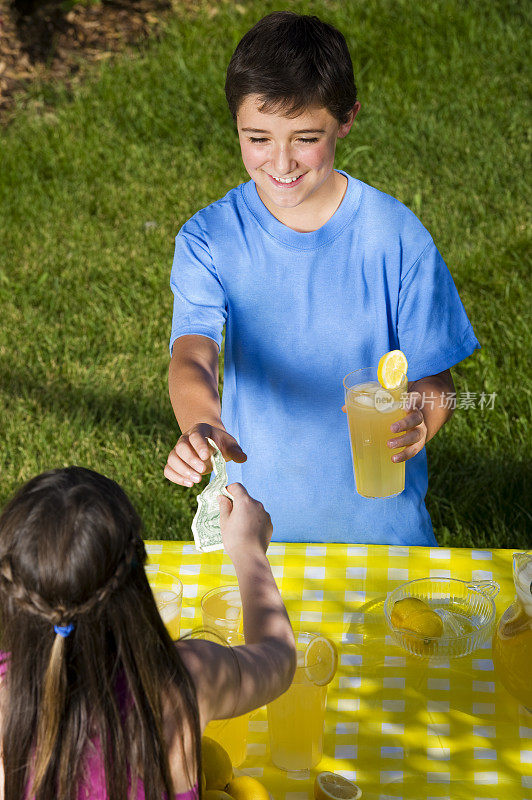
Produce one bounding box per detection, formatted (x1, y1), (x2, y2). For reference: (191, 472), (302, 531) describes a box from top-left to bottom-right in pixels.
(201, 586), (242, 643)
(493, 553), (532, 710)
(493, 608), (532, 709)
(153, 589), (181, 640)
(267, 649), (327, 771)
(345, 376), (407, 498)
(204, 712), (250, 767)
(202, 628), (250, 766)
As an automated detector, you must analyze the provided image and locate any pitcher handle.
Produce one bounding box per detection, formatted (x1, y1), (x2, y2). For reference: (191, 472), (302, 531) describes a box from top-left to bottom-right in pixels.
(467, 579), (500, 598)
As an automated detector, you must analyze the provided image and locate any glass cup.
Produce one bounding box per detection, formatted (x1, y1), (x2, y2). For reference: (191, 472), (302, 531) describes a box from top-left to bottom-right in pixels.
(201, 584), (242, 644)
(343, 367), (407, 498)
(146, 568), (183, 640)
(267, 632), (328, 772)
(203, 633), (251, 767)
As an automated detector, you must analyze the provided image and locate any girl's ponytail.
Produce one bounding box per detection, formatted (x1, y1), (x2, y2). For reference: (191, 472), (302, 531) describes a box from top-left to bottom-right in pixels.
(0, 554), (75, 795)
(31, 626), (70, 797)
(0, 538), (138, 798)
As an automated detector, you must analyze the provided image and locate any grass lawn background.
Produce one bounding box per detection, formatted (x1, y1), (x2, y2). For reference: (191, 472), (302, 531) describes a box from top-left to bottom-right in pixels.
(0, 0), (530, 547)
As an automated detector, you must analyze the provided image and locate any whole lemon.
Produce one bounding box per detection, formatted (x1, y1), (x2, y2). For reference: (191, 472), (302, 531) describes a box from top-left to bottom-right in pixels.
(226, 775), (270, 800)
(204, 792), (233, 800)
(391, 597), (443, 638)
(201, 736), (233, 791)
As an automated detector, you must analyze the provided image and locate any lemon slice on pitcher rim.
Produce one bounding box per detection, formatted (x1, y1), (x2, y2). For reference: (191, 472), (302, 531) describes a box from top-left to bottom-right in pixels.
(377, 349), (408, 390)
(304, 636), (338, 686)
(314, 771), (362, 800)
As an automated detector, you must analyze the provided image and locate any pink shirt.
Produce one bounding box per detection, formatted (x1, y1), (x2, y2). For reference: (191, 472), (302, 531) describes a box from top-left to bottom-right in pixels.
(0, 653), (198, 800)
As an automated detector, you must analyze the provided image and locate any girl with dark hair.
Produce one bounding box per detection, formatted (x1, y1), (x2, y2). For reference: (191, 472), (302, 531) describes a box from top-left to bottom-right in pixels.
(0, 466), (295, 799)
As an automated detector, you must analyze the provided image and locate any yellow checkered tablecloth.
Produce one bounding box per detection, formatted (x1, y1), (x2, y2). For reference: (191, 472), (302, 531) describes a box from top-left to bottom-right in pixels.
(145, 542), (532, 800)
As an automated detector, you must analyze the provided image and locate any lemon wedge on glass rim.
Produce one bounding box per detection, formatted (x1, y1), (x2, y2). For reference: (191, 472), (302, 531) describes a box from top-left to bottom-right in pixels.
(314, 771), (362, 799)
(304, 636), (338, 686)
(377, 349), (408, 390)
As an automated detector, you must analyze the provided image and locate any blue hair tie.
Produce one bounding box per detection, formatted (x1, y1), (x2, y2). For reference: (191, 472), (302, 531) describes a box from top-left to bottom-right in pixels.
(54, 623), (74, 638)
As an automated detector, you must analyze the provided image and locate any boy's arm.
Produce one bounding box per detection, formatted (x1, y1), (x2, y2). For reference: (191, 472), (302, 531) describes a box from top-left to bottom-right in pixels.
(164, 335), (246, 486)
(169, 335), (222, 432)
(387, 368), (455, 462)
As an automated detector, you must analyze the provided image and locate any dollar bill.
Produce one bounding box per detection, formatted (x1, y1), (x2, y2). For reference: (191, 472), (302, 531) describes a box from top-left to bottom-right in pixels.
(191, 438), (233, 552)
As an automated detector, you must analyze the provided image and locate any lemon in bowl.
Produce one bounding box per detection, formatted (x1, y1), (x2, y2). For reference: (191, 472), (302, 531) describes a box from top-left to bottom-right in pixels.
(384, 577), (499, 659)
(391, 596), (444, 639)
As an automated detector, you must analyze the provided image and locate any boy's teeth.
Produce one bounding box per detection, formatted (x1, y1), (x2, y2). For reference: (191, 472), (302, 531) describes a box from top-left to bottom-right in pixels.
(272, 175), (300, 183)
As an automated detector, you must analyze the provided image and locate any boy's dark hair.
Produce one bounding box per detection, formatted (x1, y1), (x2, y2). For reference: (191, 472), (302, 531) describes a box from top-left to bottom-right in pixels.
(225, 11), (357, 124)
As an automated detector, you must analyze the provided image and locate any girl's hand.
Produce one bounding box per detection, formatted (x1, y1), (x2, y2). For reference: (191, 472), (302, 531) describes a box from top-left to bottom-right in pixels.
(218, 483), (272, 559)
(387, 391), (427, 463)
(164, 424), (247, 487)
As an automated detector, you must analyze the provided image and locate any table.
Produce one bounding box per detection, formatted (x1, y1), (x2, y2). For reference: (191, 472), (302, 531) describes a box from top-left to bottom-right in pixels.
(146, 541), (532, 800)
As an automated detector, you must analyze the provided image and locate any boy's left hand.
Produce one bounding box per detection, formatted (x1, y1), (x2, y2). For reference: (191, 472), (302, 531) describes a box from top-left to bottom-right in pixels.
(341, 368), (454, 465)
(386, 391), (427, 463)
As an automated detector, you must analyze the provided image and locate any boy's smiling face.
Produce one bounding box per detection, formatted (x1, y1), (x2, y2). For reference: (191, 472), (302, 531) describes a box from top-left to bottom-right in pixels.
(236, 94), (359, 229)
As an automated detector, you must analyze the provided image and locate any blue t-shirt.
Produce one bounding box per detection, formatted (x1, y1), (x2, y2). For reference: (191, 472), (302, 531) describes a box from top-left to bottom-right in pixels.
(170, 171), (479, 545)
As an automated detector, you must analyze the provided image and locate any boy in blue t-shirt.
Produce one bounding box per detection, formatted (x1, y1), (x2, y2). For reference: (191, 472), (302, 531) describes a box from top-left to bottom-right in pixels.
(164, 12), (479, 545)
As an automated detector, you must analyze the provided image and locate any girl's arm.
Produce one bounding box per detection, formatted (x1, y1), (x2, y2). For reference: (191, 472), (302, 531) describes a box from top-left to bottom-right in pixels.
(179, 485), (296, 728)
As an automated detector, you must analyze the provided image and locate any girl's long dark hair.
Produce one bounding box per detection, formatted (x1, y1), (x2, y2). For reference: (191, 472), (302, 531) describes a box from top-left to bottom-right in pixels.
(0, 467), (202, 800)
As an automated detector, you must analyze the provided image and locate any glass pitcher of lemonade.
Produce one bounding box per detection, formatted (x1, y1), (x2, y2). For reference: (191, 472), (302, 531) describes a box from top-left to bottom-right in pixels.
(493, 551), (532, 710)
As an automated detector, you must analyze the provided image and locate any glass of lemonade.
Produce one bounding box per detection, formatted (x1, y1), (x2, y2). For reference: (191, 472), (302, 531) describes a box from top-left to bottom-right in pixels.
(343, 367), (407, 498)
(204, 633), (251, 767)
(201, 584), (242, 644)
(147, 569), (183, 640)
(267, 632), (328, 772)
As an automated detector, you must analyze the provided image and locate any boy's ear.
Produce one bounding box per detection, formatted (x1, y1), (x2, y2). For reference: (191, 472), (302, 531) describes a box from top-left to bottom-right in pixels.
(338, 102), (361, 138)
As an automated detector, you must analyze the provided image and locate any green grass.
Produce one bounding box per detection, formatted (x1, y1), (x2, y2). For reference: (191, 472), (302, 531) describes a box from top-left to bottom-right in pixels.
(0, 0), (530, 547)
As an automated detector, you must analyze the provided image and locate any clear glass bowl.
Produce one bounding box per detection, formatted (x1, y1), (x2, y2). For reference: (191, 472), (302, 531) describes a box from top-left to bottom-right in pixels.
(383, 577), (499, 660)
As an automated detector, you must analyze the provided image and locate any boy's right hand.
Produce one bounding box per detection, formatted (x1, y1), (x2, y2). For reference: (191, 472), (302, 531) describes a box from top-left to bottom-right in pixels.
(163, 423), (247, 487)
(218, 483), (273, 559)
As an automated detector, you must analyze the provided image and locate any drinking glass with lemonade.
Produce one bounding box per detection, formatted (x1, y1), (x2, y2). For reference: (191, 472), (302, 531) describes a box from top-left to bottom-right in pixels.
(201, 584), (242, 644)
(203, 633), (251, 767)
(267, 632), (338, 772)
(344, 350), (408, 498)
(199, 586), (250, 767)
(146, 569), (183, 640)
